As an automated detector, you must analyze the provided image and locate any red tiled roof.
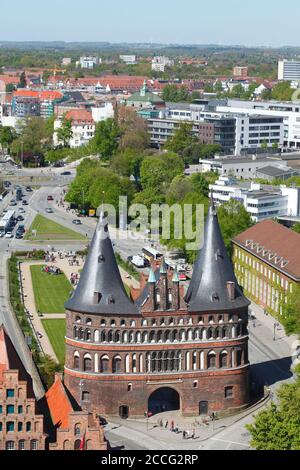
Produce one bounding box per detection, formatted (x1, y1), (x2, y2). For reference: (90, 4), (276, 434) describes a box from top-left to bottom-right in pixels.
(0, 75), (20, 85)
(233, 220), (300, 281)
(13, 90), (63, 101)
(65, 109), (94, 123)
(45, 375), (74, 429)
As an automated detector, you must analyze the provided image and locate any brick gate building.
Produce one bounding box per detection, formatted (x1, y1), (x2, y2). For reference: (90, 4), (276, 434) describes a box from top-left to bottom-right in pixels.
(64, 204), (251, 418)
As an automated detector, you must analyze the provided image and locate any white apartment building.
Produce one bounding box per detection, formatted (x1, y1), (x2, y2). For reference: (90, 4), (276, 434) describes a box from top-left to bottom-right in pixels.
(54, 109), (95, 148)
(120, 55), (137, 65)
(77, 57), (101, 69)
(278, 60), (300, 81)
(91, 103), (114, 122)
(151, 56), (175, 72)
(209, 176), (300, 222)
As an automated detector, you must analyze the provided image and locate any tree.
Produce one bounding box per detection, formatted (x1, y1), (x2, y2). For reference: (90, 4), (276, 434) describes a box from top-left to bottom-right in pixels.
(17, 71), (27, 89)
(56, 115), (73, 147)
(162, 84), (189, 102)
(0, 126), (16, 151)
(217, 200), (253, 257)
(116, 106), (149, 152)
(166, 175), (194, 205)
(247, 371), (300, 450)
(91, 118), (120, 161)
(281, 284), (300, 335)
(110, 150), (144, 180)
(292, 223), (300, 234)
(165, 122), (198, 156)
(271, 81), (294, 101)
(11, 117), (50, 163)
(5, 83), (15, 93)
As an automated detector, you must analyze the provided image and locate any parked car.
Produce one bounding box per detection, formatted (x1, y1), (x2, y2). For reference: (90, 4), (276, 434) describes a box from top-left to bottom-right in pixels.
(61, 171), (71, 176)
(15, 232), (23, 239)
(47, 195), (54, 201)
(46, 208), (53, 214)
(22, 200), (28, 206)
(5, 232), (13, 238)
(72, 219), (82, 225)
(17, 215), (24, 221)
(10, 201), (17, 207)
(26, 186), (33, 192)
(0, 231), (5, 238)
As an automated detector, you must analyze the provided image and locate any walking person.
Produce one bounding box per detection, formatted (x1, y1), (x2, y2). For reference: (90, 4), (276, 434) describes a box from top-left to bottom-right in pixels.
(183, 430), (186, 440)
(165, 420), (168, 429)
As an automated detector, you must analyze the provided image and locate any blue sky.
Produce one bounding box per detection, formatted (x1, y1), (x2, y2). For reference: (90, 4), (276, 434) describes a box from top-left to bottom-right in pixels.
(1, 0), (300, 47)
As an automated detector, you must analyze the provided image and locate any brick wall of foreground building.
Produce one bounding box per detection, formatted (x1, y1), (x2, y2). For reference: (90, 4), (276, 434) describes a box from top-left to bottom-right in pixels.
(0, 371), (47, 451)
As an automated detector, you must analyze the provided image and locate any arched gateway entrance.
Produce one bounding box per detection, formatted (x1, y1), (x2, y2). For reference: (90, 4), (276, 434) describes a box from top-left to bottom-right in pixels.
(148, 388), (180, 415)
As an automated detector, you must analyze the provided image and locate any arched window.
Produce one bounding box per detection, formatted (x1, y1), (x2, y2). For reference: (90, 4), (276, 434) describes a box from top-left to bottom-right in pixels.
(236, 349), (243, 367)
(120, 319), (126, 327)
(207, 328), (214, 340)
(110, 319), (116, 327)
(6, 441), (15, 450)
(157, 331), (163, 343)
(82, 391), (90, 402)
(157, 352), (163, 372)
(112, 356), (122, 373)
(198, 316), (204, 324)
(85, 330), (91, 341)
(125, 355), (130, 373)
(146, 353), (151, 372)
(100, 319), (106, 326)
(83, 356), (92, 372)
(209, 316), (214, 324)
(220, 351), (228, 369)
(115, 331), (121, 343)
(142, 319), (147, 327)
(149, 331), (156, 343)
(122, 331), (128, 343)
(74, 424), (81, 436)
(94, 330), (99, 342)
(19, 440), (26, 451)
(135, 331), (141, 343)
(74, 326), (79, 339)
(151, 352), (157, 372)
(75, 316), (81, 324)
(207, 352), (216, 369)
(30, 440), (38, 450)
(132, 354), (137, 373)
(187, 329), (193, 341)
(142, 331), (148, 343)
(131, 320), (136, 327)
(108, 330), (113, 343)
(164, 330), (170, 342)
(74, 439), (81, 450)
(79, 328), (84, 340)
(100, 331), (106, 343)
(86, 318), (92, 326)
(63, 440), (70, 450)
(192, 351), (197, 370)
(129, 331), (135, 343)
(73, 352), (80, 369)
(180, 330), (186, 341)
(100, 355), (109, 373)
(172, 330), (178, 342)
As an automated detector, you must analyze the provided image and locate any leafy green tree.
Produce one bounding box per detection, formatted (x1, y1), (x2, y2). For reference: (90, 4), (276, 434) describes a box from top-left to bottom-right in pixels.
(271, 81), (294, 101)
(165, 122), (198, 156)
(11, 117), (50, 162)
(200, 144), (222, 159)
(17, 71), (27, 89)
(281, 284), (300, 335)
(292, 223), (300, 234)
(56, 115), (73, 147)
(166, 175), (193, 205)
(91, 118), (120, 161)
(162, 84), (189, 102)
(190, 173), (210, 198)
(247, 371), (300, 450)
(110, 150), (144, 180)
(5, 83), (16, 93)
(0, 126), (16, 151)
(217, 199), (253, 257)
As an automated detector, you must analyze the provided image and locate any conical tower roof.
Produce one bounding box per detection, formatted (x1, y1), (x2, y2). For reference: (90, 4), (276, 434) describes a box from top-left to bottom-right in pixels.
(186, 203), (250, 312)
(65, 213), (137, 315)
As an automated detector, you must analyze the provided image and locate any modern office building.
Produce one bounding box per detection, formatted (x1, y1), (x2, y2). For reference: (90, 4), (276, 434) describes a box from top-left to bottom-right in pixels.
(209, 176), (300, 222)
(278, 60), (300, 81)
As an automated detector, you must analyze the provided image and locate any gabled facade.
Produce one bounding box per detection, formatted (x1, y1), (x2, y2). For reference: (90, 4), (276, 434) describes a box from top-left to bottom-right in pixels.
(64, 206), (251, 419)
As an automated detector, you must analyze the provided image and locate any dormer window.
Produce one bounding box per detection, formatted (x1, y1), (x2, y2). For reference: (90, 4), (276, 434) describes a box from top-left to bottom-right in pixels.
(98, 254), (105, 263)
(107, 295), (115, 305)
(212, 292), (219, 302)
(93, 292), (102, 305)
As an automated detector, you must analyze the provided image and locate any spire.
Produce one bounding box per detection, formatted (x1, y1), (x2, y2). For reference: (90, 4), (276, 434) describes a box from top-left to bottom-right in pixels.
(186, 204), (250, 312)
(148, 269), (156, 284)
(160, 257), (167, 275)
(65, 212), (137, 315)
(172, 267), (180, 283)
(140, 79), (147, 97)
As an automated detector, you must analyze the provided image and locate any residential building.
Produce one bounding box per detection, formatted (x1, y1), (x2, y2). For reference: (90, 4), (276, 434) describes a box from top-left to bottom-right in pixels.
(233, 66), (248, 78)
(120, 55), (137, 65)
(64, 205), (251, 419)
(278, 60), (300, 81)
(45, 374), (107, 451)
(12, 90), (63, 118)
(54, 109), (95, 148)
(152, 56), (175, 72)
(209, 176), (300, 222)
(124, 80), (165, 109)
(200, 155), (289, 180)
(91, 103), (114, 122)
(0, 326), (47, 451)
(62, 58), (72, 66)
(77, 57), (100, 69)
(233, 220), (300, 317)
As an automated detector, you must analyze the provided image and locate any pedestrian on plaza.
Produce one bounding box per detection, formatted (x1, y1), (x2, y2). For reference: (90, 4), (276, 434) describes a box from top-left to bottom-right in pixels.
(182, 430), (186, 439)
(192, 430), (195, 440)
(165, 420), (168, 429)
(159, 419), (163, 428)
(171, 420), (174, 431)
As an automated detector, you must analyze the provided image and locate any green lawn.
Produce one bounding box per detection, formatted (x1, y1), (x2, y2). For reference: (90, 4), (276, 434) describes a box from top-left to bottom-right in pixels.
(30, 265), (72, 313)
(25, 214), (86, 241)
(41, 319), (66, 365)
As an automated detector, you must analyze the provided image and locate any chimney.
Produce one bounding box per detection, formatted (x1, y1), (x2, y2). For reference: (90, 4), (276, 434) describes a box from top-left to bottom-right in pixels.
(227, 282), (235, 301)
